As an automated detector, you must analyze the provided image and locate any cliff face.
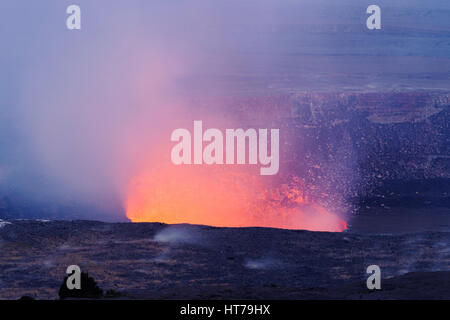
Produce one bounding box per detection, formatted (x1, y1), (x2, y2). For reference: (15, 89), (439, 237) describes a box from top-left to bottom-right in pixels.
(287, 91), (450, 178)
(290, 92), (449, 125)
(286, 92), (450, 204)
(191, 90), (450, 207)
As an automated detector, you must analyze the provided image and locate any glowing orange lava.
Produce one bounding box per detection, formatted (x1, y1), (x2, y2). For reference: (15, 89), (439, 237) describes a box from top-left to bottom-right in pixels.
(125, 165), (347, 232)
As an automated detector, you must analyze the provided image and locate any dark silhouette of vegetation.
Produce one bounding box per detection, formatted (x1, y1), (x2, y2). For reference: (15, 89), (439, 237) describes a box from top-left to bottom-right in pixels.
(58, 272), (103, 299)
(104, 289), (122, 298)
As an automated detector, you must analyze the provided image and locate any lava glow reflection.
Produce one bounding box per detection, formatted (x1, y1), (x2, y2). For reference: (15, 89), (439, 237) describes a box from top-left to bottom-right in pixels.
(125, 165), (347, 232)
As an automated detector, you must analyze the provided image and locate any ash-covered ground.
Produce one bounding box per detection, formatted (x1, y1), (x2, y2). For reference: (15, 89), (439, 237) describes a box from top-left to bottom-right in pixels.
(0, 218), (449, 300)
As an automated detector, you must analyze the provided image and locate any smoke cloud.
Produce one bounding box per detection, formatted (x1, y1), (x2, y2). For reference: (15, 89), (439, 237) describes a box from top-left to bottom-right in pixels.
(5, 0), (444, 221)
(2, 0), (321, 220)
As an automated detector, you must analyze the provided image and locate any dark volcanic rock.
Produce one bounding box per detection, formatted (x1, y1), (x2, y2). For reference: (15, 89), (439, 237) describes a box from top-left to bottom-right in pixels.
(0, 220), (449, 299)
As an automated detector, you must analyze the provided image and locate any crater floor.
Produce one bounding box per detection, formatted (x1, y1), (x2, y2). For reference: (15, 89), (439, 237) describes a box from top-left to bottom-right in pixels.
(0, 219), (449, 299)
